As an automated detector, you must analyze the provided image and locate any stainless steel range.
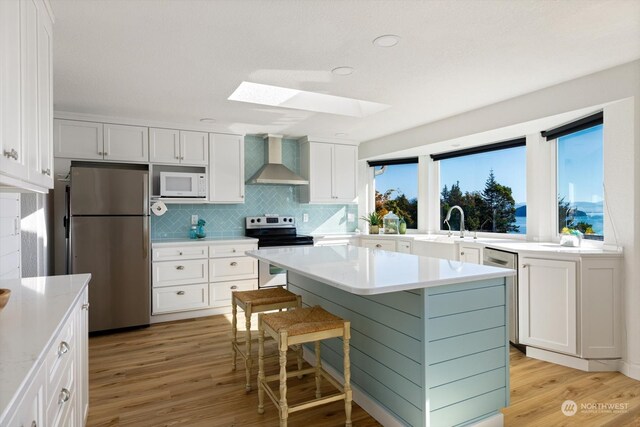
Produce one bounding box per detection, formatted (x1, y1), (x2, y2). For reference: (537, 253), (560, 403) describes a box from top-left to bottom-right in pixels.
(245, 216), (314, 288)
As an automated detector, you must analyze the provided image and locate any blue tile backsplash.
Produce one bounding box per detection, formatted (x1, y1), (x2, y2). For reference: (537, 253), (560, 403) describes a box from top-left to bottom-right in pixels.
(151, 135), (358, 239)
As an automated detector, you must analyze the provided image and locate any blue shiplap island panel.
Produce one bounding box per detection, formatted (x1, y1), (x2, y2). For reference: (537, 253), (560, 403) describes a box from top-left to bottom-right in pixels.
(287, 272), (509, 427)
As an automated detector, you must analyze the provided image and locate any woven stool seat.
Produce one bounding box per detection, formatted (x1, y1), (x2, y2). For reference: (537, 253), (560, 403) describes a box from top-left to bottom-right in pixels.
(262, 306), (345, 337)
(233, 287), (298, 307)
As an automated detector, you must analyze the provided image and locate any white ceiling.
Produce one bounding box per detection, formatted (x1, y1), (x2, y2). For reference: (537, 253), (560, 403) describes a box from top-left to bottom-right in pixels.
(51, 0), (640, 142)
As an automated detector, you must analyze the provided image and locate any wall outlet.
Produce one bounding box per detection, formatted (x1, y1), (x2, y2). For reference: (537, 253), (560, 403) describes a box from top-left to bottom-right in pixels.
(347, 213), (355, 222)
(191, 215), (198, 225)
(303, 213), (309, 223)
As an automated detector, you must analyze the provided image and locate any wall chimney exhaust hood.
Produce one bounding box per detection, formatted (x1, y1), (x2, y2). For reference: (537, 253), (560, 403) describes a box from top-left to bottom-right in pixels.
(246, 135), (309, 185)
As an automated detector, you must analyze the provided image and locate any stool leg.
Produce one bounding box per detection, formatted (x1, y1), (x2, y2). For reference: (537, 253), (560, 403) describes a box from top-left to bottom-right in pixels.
(343, 322), (352, 427)
(279, 331), (289, 427)
(231, 299), (237, 371)
(244, 302), (252, 392)
(296, 295), (304, 378)
(257, 314), (265, 415)
(314, 341), (322, 399)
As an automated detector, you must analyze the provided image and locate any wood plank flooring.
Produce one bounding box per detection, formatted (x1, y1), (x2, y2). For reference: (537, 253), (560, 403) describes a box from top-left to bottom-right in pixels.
(87, 315), (640, 426)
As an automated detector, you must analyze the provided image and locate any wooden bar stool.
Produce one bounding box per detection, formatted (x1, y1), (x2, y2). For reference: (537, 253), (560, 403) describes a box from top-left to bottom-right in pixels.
(257, 306), (352, 427)
(232, 287), (302, 391)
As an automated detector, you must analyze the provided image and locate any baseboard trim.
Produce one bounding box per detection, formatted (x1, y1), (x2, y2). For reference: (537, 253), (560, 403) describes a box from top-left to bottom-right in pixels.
(526, 347), (620, 372)
(620, 360), (640, 381)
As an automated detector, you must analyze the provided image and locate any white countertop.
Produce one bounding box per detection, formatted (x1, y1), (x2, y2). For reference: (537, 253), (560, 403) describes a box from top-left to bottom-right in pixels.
(0, 274), (91, 422)
(152, 236), (258, 246)
(247, 246), (515, 295)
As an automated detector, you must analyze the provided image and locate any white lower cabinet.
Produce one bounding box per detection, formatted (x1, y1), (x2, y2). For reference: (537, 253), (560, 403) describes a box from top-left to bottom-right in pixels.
(4, 286), (88, 427)
(360, 238), (396, 251)
(153, 283), (209, 314)
(151, 241), (258, 316)
(519, 257), (577, 355)
(459, 243), (483, 264)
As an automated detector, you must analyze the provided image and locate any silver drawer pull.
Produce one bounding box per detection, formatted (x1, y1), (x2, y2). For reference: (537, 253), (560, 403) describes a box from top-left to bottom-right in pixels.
(82, 303), (90, 310)
(230, 262), (238, 266)
(176, 265), (185, 270)
(375, 244), (382, 248)
(178, 251), (183, 255)
(98, 151), (103, 155)
(58, 388), (71, 404)
(58, 341), (70, 357)
(176, 291), (185, 295)
(460, 251), (465, 256)
(232, 249), (237, 253)
(41, 168), (51, 175)
(521, 264), (528, 268)
(230, 285), (238, 290)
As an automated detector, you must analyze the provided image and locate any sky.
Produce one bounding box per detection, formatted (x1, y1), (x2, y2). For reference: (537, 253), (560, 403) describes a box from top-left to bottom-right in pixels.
(375, 124), (603, 206)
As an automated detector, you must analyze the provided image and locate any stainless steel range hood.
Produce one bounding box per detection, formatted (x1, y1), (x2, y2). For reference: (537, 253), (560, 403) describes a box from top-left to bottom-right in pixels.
(246, 135), (309, 185)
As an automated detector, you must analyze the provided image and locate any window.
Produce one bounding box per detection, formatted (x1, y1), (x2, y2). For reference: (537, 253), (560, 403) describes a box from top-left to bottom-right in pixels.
(370, 159), (418, 229)
(434, 140), (526, 234)
(556, 124), (604, 240)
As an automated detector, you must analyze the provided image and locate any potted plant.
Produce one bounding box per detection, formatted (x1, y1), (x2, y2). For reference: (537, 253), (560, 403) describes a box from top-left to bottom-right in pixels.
(360, 212), (382, 234)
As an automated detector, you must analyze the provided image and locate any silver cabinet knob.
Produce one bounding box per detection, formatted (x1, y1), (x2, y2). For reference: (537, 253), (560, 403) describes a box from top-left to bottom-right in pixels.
(82, 303), (90, 310)
(41, 168), (51, 176)
(175, 156), (180, 159)
(240, 195), (244, 198)
(59, 388), (71, 404)
(232, 249), (237, 253)
(375, 244), (382, 248)
(176, 265), (185, 270)
(521, 264), (528, 268)
(104, 152), (108, 156)
(230, 285), (238, 290)
(58, 341), (70, 357)
(98, 151), (103, 155)
(230, 262), (238, 266)
(460, 252), (465, 256)
(3, 149), (18, 160)
(176, 291), (185, 295)
(178, 251), (183, 255)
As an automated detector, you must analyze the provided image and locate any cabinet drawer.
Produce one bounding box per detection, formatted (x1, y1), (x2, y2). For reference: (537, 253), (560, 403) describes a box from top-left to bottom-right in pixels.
(210, 257), (257, 282)
(153, 245), (208, 261)
(45, 315), (75, 392)
(210, 279), (257, 307)
(47, 358), (75, 427)
(153, 259), (208, 287)
(153, 284), (209, 314)
(361, 239), (396, 251)
(208, 243), (257, 258)
(397, 241), (412, 253)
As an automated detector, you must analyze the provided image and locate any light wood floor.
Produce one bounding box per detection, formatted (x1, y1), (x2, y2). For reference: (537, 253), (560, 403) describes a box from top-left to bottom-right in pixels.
(87, 315), (640, 426)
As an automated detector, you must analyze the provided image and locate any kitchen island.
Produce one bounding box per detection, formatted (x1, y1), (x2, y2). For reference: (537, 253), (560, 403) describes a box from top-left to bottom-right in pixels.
(247, 246), (516, 427)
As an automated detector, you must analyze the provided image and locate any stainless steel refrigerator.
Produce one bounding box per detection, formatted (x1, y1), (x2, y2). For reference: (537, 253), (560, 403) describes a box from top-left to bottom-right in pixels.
(69, 165), (150, 332)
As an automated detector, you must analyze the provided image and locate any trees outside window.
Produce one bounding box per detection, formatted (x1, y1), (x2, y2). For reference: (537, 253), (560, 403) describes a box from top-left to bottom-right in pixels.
(373, 163), (418, 229)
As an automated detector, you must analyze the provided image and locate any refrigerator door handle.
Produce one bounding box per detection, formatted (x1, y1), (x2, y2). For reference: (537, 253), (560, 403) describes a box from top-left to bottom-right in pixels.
(142, 217), (149, 261)
(142, 173), (149, 216)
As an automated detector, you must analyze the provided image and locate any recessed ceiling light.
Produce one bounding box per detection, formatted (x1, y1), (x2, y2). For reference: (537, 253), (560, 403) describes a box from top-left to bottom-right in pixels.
(331, 66), (354, 76)
(200, 118), (216, 123)
(373, 34), (401, 48)
(228, 81), (389, 118)
(335, 132), (349, 138)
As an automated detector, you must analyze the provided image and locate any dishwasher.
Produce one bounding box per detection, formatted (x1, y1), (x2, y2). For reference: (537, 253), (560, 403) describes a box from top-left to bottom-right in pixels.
(483, 247), (522, 350)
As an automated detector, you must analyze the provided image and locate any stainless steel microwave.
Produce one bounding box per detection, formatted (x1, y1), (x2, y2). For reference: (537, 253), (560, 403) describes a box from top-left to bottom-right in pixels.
(159, 172), (207, 198)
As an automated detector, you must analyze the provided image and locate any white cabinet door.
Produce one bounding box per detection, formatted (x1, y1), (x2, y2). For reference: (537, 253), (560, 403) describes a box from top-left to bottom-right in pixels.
(308, 142), (334, 202)
(54, 120), (104, 160)
(149, 128), (180, 164)
(459, 244), (482, 264)
(6, 362), (45, 427)
(103, 124), (148, 162)
(180, 131), (208, 165)
(22, 0), (40, 185)
(153, 284), (209, 314)
(332, 144), (357, 202)
(209, 133), (245, 203)
(0, 0), (28, 181)
(519, 257), (577, 355)
(74, 288), (89, 425)
(33, 0), (53, 188)
(0, 194), (21, 279)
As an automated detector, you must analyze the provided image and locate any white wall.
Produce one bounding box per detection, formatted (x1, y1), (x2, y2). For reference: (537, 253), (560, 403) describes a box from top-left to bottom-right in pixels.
(358, 60), (640, 379)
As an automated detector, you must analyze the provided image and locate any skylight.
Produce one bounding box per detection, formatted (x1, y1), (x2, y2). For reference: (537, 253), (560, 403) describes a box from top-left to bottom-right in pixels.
(228, 81), (389, 118)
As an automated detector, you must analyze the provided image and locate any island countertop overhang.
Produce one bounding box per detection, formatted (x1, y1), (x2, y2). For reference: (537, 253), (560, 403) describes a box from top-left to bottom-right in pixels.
(247, 246), (515, 295)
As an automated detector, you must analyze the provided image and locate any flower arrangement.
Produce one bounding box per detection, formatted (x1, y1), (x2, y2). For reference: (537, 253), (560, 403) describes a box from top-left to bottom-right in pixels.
(560, 227), (583, 247)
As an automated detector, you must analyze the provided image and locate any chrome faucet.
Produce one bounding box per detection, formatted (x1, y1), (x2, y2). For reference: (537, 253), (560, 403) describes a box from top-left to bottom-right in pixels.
(444, 205), (465, 238)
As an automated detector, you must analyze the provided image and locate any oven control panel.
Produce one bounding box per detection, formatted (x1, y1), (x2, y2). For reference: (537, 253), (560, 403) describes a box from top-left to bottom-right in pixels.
(246, 216), (296, 228)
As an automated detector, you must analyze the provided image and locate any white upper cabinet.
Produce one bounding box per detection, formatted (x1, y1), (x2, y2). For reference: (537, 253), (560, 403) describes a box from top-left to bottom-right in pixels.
(149, 128), (180, 164)
(300, 139), (357, 204)
(54, 120), (104, 160)
(149, 129), (208, 165)
(0, 0), (53, 191)
(103, 124), (149, 162)
(0, 0), (27, 181)
(180, 131), (208, 165)
(209, 133), (245, 203)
